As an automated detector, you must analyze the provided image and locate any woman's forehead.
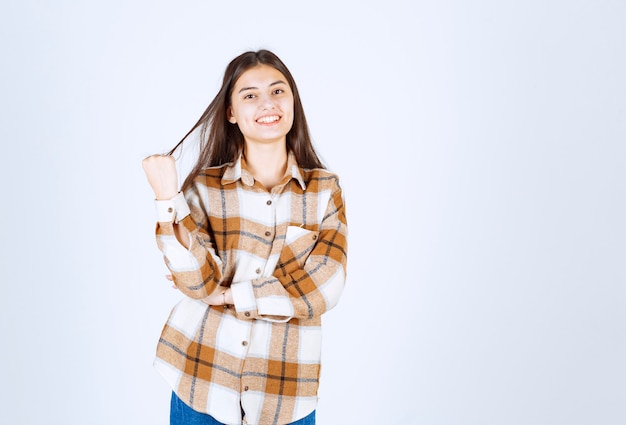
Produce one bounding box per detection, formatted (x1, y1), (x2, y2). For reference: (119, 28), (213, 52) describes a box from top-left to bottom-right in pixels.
(234, 64), (288, 90)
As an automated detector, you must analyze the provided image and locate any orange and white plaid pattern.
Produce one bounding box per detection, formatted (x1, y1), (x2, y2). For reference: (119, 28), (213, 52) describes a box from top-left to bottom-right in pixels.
(152, 152), (347, 425)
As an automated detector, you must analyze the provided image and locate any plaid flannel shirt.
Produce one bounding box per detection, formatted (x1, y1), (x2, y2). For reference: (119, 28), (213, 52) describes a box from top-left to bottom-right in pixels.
(152, 152), (348, 425)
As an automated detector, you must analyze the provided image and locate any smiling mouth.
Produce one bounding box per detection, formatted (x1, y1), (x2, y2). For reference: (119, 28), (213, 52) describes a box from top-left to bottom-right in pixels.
(256, 115), (281, 124)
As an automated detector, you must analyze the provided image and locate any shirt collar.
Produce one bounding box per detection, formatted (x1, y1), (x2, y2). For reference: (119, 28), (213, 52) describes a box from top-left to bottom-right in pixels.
(221, 151), (307, 190)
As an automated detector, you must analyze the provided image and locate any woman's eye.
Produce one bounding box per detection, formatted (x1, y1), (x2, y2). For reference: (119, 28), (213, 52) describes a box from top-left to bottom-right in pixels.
(244, 94), (255, 100)
(273, 89), (284, 95)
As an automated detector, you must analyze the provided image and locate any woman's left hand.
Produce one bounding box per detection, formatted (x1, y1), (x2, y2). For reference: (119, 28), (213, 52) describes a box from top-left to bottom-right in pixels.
(202, 288), (233, 306)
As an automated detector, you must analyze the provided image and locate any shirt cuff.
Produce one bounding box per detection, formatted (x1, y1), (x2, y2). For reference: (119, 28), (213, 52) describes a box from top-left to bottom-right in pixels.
(154, 192), (191, 223)
(230, 280), (258, 319)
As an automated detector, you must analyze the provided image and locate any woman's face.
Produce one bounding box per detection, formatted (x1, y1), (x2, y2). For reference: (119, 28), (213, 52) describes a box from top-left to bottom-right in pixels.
(228, 64), (295, 147)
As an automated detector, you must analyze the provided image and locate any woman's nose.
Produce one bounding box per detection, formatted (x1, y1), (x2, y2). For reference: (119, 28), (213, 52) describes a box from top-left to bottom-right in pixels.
(260, 95), (276, 110)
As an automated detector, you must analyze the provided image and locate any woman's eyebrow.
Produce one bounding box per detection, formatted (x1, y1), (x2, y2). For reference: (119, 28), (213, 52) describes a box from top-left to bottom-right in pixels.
(238, 80), (287, 93)
(269, 79), (287, 87)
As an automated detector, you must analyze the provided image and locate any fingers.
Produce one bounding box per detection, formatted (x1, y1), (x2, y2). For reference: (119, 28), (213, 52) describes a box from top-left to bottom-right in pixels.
(165, 274), (177, 289)
(142, 154), (179, 199)
(142, 154), (175, 173)
(143, 153), (174, 162)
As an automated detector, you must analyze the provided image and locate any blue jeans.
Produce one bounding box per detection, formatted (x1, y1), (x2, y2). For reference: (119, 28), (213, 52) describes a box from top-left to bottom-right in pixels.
(170, 392), (316, 425)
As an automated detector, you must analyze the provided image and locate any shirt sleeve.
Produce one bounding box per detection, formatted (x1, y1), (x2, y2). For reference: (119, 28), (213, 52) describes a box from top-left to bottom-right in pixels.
(154, 188), (224, 299)
(231, 177), (348, 322)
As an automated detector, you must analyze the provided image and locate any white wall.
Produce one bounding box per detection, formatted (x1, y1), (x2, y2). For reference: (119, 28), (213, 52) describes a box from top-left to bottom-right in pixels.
(1, 1), (624, 424)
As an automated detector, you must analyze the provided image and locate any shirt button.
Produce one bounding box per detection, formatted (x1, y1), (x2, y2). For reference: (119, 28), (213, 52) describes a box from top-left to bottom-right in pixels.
(312, 234), (317, 240)
(264, 231), (271, 237)
(255, 268), (261, 274)
(242, 341), (248, 346)
(244, 386), (249, 391)
(266, 200), (272, 205)
(167, 207), (173, 213)
(245, 312), (251, 317)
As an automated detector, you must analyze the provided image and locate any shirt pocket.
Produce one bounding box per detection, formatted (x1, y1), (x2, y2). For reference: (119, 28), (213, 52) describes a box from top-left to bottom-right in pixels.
(278, 225), (319, 272)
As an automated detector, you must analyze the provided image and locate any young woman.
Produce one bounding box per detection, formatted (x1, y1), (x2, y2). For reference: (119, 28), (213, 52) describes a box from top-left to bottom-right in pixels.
(142, 50), (348, 425)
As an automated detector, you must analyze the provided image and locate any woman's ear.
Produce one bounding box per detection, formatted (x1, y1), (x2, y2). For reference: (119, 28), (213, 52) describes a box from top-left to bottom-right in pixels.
(227, 108), (237, 124)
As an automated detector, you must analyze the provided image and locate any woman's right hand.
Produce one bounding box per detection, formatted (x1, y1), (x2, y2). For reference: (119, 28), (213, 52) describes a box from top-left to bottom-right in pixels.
(142, 154), (179, 200)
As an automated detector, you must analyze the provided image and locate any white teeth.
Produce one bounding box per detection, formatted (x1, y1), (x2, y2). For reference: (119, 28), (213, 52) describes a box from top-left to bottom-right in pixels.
(257, 115), (280, 123)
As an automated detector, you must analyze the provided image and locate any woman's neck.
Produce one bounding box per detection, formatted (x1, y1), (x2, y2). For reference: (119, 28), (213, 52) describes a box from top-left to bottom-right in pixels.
(243, 142), (288, 191)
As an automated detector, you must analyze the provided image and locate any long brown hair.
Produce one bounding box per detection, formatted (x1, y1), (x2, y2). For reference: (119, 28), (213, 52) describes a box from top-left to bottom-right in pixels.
(168, 50), (324, 192)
